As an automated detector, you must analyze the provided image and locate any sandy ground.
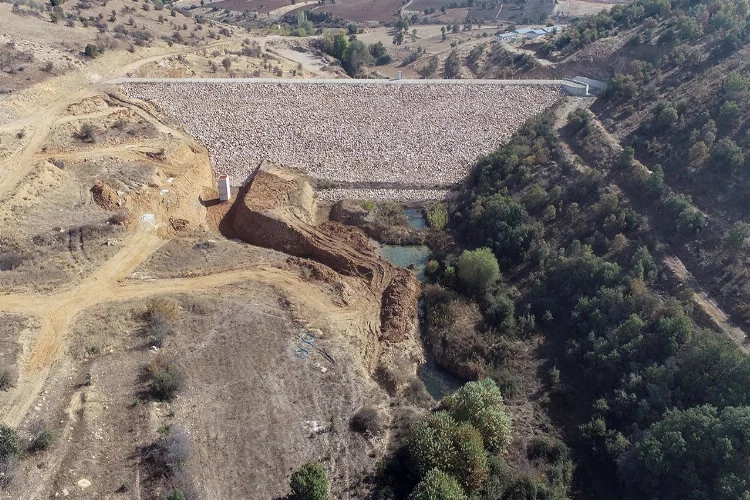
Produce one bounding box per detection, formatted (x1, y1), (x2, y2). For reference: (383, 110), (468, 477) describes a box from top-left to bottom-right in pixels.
(0, 15), (435, 497)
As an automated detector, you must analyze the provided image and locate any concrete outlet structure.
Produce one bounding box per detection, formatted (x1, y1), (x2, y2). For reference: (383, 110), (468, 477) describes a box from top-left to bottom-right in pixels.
(218, 174), (231, 201)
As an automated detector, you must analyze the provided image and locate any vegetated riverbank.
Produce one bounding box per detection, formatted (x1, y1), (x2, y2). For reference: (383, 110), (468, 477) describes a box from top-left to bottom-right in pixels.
(328, 198), (467, 399)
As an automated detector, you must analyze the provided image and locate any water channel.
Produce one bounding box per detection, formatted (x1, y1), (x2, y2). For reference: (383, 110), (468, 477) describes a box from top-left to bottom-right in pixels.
(373, 209), (464, 400)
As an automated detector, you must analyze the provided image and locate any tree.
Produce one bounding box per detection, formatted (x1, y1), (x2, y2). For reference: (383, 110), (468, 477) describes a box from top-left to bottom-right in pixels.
(645, 164), (664, 199)
(290, 461), (328, 500)
(408, 412), (488, 491)
(222, 57), (231, 71)
(332, 31), (348, 60)
(418, 56), (438, 78)
(725, 222), (750, 252)
(656, 106), (678, 130)
(457, 248), (499, 291)
(444, 50), (460, 78)
(619, 146), (634, 168)
(409, 468), (467, 499)
(369, 41), (387, 59)
(342, 40), (371, 76)
(0, 426), (19, 461)
(632, 405), (750, 500)
(711, 138), (745, 175)
(442, 378), (512, 450)
(84, 44), (100, 58)
(688, 141), (709, 165)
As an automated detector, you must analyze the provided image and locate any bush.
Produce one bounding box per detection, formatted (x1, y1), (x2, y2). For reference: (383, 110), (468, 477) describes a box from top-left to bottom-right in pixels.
(442, 378), (512, 450)
(408, 412), (488, 491)
(409, 468), (467, 499)
(290, 461), (328, 500)
(162, 491), (186, 500)
(457, 248), (499, 291)
(143, 426), (190, 478)
(0, 252), (23, 271)
(147, 358), (184, 401)
(28, 424), (55, 453)
(77, 122), (97, 142)
(350, 406), (383, 435)
(84, 43), (99, 58)
(426, 203), (449, 230)
(0, 369), (11, 391)
(0, 427), (19, 460)
(376, 202), (407, 226)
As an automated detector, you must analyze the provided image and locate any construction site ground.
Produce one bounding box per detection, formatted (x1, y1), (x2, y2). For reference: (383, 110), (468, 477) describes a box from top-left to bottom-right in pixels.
(0, 25), (434, 498)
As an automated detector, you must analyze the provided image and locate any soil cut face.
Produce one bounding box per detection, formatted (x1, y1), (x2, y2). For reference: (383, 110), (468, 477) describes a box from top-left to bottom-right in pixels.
(229, 162), (422, 346)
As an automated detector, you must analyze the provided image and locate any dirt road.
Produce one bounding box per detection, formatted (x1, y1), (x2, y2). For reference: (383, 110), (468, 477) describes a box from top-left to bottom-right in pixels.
(0, 41), (334, 428)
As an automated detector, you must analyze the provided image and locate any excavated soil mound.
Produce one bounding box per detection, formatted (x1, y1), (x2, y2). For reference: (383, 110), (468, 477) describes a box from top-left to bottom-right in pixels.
(90, 181), (122, 210)
(231, 163), (420, 344)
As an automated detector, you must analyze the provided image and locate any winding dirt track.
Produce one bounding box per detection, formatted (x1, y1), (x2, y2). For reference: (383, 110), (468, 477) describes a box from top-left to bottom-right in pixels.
(0, 42), (348, 428)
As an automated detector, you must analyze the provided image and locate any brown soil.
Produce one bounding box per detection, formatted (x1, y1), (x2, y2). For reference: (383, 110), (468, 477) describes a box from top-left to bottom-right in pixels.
(228, 162), (422, 345)
(0, 22), (431, 499)
(90, 180), (122, 210)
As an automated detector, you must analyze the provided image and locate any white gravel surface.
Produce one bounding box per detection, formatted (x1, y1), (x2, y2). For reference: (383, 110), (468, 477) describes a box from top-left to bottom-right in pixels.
(121, 82), (561, 186)
(317, 188), (453, 202)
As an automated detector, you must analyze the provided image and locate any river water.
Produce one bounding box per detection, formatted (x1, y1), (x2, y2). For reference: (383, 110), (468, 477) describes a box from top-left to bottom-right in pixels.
(373, 210), (464, 400)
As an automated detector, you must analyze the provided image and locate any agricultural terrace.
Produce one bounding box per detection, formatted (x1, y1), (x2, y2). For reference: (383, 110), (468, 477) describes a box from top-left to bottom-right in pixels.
(120, 80), (562, 190)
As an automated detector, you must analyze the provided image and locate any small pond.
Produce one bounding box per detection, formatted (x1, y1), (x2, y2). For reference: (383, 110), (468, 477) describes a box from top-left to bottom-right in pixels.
(376, 244), (430, 282)
(418, 354), (465, 400)
(375, 209), (464, 400)
(404, 208), (427, 230)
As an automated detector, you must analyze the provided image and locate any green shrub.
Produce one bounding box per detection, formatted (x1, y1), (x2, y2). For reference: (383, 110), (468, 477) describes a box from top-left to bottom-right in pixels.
(29, 428), (55, 452)
(409, 468), (467, 499)
(442, 378), (512, 450)
(147, 358), (184, 401)
(163, 490), (186, 500)
(427, 203), (449, 230)
(458, 248), (499, 292)
(290, 461), (328, 500)
(408, 412), (488, 491)
(0, 426), (19, 460)
(567, 108), (592, 131)
(84, 44), (99, 58)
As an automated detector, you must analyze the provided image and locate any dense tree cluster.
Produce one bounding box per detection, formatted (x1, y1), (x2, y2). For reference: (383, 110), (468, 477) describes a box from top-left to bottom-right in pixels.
(318, 29), (392, 76)
(420, 112), (750, 498)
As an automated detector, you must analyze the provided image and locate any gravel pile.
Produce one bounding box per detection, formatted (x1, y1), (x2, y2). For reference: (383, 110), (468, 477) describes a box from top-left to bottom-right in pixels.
(317, 188), (453, 202)
(121, 82), (561, 186)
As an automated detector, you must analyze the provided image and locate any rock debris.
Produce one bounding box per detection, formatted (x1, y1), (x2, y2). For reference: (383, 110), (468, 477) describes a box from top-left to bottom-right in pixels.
(121, 82), (561, 188)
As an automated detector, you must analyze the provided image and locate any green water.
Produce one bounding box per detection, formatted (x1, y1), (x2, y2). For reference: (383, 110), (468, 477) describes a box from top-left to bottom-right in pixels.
(418, 355), (464, 400)
(405, 208), (427, 229)
(377, 245), (430, 282)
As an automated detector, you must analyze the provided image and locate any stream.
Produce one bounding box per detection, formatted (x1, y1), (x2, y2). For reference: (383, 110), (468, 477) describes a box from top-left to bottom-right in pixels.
(373, 209), (464, 400)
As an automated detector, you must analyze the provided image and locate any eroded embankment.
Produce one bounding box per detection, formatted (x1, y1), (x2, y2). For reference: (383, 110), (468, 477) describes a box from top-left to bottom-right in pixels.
(230, 162), (421, 345)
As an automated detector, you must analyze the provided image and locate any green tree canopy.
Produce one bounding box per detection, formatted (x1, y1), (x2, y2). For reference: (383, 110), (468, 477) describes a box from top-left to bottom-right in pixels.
(408, 412), (488, 491)
(409, 468), (468, 500)
(633, 405), (750, 500)
(457, 248), (500, 291)
(290, 461), (328, 500)
(442, 378), (512, 450)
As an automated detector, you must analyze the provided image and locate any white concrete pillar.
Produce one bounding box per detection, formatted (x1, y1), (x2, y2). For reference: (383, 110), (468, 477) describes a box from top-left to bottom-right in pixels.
(218, 174), (231, 201)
